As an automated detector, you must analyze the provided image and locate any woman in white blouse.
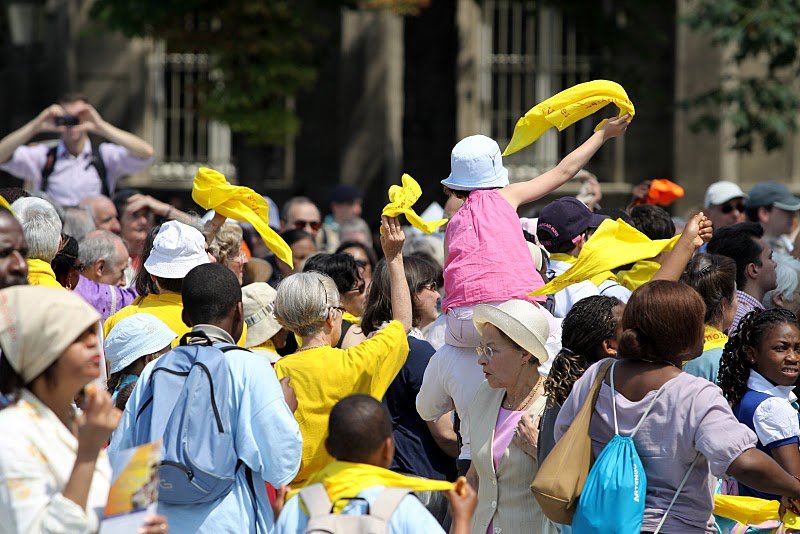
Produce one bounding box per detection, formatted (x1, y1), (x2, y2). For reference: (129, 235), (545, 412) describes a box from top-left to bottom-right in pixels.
(0, 286), (167, 533)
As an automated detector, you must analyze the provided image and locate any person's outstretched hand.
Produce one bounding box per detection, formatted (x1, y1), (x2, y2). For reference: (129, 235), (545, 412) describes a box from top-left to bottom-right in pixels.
(600, 113), (631, 140)
(380, 216), (405, 262)
(682, 212), (713, 249)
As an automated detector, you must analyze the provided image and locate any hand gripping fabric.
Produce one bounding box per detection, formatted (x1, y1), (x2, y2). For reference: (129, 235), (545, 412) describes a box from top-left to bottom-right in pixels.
(380, 173), (448, 234)
(131, 332), (241, 505)
(532, 360), (613, 524)
(299, 483), (411, 534)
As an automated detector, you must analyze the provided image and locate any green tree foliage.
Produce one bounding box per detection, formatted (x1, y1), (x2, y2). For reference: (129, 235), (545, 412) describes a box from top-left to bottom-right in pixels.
(683, 0), (800, 152)
(90, 0), (428, 145)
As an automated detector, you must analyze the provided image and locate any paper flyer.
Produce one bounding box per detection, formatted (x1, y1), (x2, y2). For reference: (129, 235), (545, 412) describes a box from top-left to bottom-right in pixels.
(99, 440), (161, 533)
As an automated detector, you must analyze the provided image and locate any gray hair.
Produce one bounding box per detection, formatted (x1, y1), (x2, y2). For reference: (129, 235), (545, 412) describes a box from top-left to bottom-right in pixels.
(338, 217), (373, 247)
(62, 206), (96, 242)
(280, 196), (318, 223)
(79, 230), (123, 267)
(208, 221), (243, 265)
(10, 197), (62, 261)
(764, 252), (800, 307)
(274, 272), (340, 337)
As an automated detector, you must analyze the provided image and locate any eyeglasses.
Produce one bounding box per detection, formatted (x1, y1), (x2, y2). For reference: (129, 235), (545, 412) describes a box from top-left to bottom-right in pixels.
(347, 281), (366, 294)
(719, 201), (745, 214)
(330, 305), (346, 315)
(420, 281), (438, 292)
(476, 344), (496, 360)
(292, 220), (322, 232)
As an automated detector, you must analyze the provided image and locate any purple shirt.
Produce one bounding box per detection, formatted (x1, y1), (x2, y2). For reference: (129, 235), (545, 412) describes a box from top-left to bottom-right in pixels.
(0, 139), (153, 206)
(74, 275), (138, 324)
(730, 290), (764, 335)
(555, 359), (757, 533)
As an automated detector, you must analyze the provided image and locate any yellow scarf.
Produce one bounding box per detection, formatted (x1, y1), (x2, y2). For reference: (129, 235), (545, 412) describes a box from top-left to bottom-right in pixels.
(342, 312), (361, 325)
(617, 260), (661, 291)
(27, 259), (63, 289)
(714, 494), (800, 528)
(0, 195), (11, 211)
(503, 80), (635, 156)
(550, 253), (617, 287)
(192, 167), (293, 268)
(703, 324), (728, 352)
(381, 174), (447, 234)
(532, 219), (678, 297)
(290, 461), (454, 513)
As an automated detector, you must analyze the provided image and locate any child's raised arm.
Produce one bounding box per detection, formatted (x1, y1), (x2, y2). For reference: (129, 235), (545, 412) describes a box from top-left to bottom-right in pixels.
(499, 113), (630, 209)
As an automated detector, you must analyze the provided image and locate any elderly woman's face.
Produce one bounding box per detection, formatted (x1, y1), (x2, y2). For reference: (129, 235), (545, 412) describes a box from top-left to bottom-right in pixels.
(224, 247), (248, 285)
(477, 323), (530, 390)
(57, 325), (102, 389)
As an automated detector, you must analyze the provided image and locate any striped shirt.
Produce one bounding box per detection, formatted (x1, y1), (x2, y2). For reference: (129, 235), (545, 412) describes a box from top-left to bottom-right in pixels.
(730, 290), (764, 335)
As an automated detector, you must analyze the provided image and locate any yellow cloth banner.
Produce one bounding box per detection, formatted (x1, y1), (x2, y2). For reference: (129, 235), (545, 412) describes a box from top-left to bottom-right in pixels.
(714, 494), (800, 529)
(503, 80), (635, 156)
(617, 260), (662, 292)
(549, 253), (617, 287)
(192, 167), (293, 268)
(290, 461), (454, 513)
(703, 324), (728, 352)
(381, 174), (448, 234)
(532, 219), (678, 297)
(0, 195), (11, 212)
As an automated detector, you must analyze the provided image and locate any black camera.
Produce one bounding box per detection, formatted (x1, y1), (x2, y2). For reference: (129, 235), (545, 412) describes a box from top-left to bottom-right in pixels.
(55, 114), (80, 127)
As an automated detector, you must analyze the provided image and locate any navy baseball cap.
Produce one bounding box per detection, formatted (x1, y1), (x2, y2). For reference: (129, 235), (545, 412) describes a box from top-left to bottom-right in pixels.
(536, 197), (606, 249)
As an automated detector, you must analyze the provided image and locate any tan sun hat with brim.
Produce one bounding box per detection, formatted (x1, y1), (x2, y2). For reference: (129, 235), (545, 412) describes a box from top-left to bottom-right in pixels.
(242, 282), (282, 348)
(472, 299), (550, 364)
(0, 286), (101, 383)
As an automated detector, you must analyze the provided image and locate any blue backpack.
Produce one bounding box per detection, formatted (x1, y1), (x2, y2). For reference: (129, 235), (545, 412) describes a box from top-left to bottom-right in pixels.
(572, 360), (698, 534)
(132, 332), (243, 505)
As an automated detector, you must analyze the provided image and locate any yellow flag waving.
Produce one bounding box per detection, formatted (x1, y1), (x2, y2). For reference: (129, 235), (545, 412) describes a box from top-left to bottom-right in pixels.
(192, 167), (293, 268)
(531, 218), (677, 297)
(381, 174), (448, 234)
(503, 80), (635, 156)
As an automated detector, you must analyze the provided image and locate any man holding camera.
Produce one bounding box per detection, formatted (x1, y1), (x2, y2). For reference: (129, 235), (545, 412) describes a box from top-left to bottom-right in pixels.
(0, 93), (154, 206)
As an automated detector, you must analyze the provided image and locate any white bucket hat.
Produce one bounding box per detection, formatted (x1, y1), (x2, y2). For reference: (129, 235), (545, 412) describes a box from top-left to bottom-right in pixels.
(242, 282), (282, 348)
(472, 299), (550, 363)
(440, 135), (509, 191)
(144, 221), (210, 279)
(104, 314), (176, 374)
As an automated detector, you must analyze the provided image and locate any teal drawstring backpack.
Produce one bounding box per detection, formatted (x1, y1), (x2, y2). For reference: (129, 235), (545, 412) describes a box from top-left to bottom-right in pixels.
(572, 360), (699, 534)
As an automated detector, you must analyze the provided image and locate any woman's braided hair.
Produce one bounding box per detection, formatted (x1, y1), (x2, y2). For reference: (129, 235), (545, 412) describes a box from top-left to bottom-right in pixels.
(718, 308), (797, 407)
(544, 296), (621, 406)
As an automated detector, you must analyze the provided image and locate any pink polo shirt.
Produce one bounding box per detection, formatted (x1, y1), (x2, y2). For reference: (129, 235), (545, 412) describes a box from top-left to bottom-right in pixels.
(442, 189), (545, 312)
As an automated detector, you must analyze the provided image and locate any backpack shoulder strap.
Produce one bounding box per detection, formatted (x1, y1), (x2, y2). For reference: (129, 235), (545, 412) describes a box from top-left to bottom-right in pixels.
(368, 487), (412, 522)
(40, 145), (58, 192)
(90, 141), (110, 196)
(652, 454), (700, 534)
(299, 484), (333, 518)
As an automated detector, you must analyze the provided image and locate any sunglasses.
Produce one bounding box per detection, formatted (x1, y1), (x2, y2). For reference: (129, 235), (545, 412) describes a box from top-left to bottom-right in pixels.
(347, 281), (366, 294)
(419, 281), (438, 292)
(292, 220), (322, 231)
(719, 201), (745, 214)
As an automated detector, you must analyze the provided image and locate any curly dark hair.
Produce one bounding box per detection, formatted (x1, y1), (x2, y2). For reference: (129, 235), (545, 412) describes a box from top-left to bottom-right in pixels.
(718, 308), (798, 407)
(544, 296), (622, 407)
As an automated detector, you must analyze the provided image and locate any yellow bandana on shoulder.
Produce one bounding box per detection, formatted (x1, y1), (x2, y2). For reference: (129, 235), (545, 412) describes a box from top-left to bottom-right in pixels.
(503, 80), (635, 156)
(192, 167), (293, 268)
(703, 325), (728, 352)
(381, 174), (448, 234)
(342, 312), (361, 325)
(532, 219), (677, 297)
(290, 461), (454, 513)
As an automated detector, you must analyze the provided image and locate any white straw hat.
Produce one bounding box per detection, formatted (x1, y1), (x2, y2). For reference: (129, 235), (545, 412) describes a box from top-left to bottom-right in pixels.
(144, 221), (210, 278)
(104, 314), (176, 373)
(472, 300), (550, 363)
(242, 283), (282, 348)
(441, 135), (509, 191)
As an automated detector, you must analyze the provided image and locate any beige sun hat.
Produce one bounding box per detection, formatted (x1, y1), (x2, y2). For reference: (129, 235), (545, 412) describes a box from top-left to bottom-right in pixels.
(242, 282), (282, 348)
(472, 299), (550, 363)
(0, 286), (100, 383)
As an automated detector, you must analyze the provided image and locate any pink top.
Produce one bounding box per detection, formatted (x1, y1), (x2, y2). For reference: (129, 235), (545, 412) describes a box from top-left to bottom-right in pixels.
(492, 407), (524, 470)
(442, 189), (545, 312)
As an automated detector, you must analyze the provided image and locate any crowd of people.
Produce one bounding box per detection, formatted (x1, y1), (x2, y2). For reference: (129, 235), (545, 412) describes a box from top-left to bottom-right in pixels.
(4, 94), (800, 534)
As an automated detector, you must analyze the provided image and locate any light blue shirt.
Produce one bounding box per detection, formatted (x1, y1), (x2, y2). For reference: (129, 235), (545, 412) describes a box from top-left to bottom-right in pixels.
(274, 486), (445, 534)
(109, 325), (302, 533)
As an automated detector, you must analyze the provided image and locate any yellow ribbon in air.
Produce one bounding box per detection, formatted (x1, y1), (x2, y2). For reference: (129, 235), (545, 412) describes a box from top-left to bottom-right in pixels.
(290, 461), (454, 513)
(714, 494), (800, 529)
(192, 167), (293, 268)
(381, 174), (448, 234)
(531, 219), (677, 297)
(503, 80), (635, 156)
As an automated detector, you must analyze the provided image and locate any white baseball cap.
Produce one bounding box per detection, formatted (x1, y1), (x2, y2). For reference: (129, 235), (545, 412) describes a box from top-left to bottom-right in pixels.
(704, 181), (747, 208)
(104, 314), (176, 373)
(144, 221), (210, 279)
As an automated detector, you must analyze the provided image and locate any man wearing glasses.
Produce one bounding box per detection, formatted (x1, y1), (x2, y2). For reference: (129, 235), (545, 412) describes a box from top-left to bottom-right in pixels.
(280, 196), (322, 237)
(703, 181), (747, 233)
